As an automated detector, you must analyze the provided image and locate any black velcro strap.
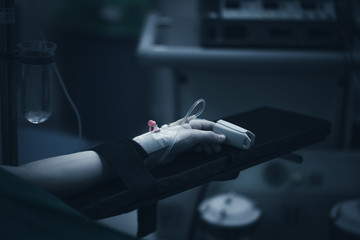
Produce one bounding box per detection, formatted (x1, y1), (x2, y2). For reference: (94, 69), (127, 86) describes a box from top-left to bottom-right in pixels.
(92, 139), (158, 201)
(92, 139), (159, 237)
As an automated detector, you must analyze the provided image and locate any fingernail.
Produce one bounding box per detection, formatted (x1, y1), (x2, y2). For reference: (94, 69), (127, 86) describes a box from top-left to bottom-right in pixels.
(219, 134), (226, 142)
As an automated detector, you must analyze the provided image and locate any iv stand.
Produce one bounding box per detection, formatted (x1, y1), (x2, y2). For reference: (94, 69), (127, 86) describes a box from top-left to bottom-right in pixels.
(0, 0), (18, 166)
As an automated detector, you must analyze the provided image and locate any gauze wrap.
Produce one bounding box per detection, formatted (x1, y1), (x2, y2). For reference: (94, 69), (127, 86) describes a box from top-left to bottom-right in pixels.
(133, 125), (191, 154)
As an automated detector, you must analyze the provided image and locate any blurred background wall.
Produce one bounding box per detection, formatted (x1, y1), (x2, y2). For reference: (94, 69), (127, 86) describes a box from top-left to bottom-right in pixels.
(13, 0), (156, 163)
(4, 0), (360, 239)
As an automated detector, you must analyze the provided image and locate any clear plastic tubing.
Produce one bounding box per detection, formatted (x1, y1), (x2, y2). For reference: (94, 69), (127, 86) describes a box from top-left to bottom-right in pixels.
(159, 98), (206, 162)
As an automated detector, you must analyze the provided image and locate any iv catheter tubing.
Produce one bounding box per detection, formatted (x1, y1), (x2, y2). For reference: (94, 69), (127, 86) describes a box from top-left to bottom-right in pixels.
(35, 0), (83, 151)
(53, 63), (83, 151)
(159, 99), (206, 162)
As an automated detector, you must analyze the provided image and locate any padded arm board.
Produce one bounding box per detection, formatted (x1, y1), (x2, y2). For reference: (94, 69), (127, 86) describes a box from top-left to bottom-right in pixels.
(64, 107), (331, 219)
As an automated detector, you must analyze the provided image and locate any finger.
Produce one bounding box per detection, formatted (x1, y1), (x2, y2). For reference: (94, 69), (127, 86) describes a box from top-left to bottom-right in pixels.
(169, 115), (196, 127)
(192, 129), (226, 144)
(187, 115), (197, 123)
(210, 143), (222, 153)
(201, 143), (222, 154)
(189, 119), (216, 130)
(201, 143), (212, 155)
(193, 144), (203, 152)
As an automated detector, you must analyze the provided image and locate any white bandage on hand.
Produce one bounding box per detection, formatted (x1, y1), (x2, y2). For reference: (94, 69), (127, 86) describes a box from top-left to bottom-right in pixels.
(133, 125), (191, 154)
(133, 119), (226, 166)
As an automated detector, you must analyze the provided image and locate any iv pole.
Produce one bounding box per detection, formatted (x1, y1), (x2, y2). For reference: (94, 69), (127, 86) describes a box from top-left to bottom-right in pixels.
(0, 0), (18, 166)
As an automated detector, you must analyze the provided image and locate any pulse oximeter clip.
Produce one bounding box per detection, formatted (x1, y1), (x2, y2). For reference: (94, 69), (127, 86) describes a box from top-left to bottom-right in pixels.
(213, 119), (256, 149)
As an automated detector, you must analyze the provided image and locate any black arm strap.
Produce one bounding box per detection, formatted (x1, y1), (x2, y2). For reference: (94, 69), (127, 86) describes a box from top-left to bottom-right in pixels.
(92, 139), (158, 237)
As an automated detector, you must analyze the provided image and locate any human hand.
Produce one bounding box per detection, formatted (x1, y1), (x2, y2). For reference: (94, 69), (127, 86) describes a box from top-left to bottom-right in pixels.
(133, 119), (226, 166)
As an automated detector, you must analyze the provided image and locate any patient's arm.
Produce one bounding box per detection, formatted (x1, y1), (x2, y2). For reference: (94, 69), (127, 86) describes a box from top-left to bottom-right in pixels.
(1, 119), (225, 198)
(1, 150), (116, 197)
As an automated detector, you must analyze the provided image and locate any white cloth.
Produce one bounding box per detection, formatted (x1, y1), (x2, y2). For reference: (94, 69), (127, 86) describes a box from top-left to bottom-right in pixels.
(133, 125), (191, 154)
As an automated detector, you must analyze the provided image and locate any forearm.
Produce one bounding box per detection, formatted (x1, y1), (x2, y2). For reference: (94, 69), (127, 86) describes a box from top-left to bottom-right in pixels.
(1, 150), (117, 197)
(0, 120), (224, 198)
